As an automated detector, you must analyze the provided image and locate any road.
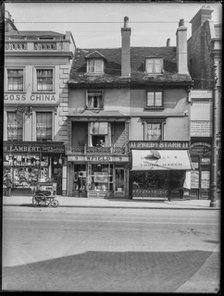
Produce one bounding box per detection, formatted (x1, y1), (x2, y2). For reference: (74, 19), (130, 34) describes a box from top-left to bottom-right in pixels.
(2, 205), (220, 292)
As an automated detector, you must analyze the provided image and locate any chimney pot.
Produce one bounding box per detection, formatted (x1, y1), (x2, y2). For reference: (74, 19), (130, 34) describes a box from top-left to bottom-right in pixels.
(179, 19), (184, 27)
(166, 38), (170, 47)
(124, 16), (129, 28)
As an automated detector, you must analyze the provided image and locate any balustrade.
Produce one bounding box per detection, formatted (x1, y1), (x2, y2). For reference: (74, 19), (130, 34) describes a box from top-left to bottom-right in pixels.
(68, 145), (127, 155)
(5, 40), (65, 51)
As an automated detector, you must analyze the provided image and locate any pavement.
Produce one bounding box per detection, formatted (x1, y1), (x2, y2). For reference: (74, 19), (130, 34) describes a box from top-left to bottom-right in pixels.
(2, 195), (221, 210)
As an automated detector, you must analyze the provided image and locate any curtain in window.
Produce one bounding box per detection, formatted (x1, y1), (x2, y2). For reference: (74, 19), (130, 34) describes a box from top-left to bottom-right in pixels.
(90, 122), (108, 135)
(7, 112), (23, 141)
(87, 60), (103, 73)
(8, 69), (23, 91)
(36, 112), (52, 141)
(87, 91), (103, 108)
(37, 69), (53, 91)
(146, 123), (162, 140)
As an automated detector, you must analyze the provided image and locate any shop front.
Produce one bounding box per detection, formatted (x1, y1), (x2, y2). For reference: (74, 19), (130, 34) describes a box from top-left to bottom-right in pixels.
(3, 141), (65, 196)
(190, 139), (212, 199)
(67, 155), (129, 198)
(130, 141), (192, 199)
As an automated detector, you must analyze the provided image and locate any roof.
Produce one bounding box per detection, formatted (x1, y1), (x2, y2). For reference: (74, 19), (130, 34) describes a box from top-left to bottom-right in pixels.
(69, 47), (192, 87)
(5, 30), (65, 38)
(85, 50), (106, 60)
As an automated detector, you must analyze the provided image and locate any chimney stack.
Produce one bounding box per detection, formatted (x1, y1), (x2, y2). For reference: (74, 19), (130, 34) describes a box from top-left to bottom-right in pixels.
(166, 38), (170, 47)
(176, 19), (188, 74)
(121, 16), (131, 77)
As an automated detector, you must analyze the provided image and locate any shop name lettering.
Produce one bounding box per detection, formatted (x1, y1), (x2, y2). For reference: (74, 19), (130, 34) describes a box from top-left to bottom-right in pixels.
(5, 145), (41, 152)
(4, 94), (56, 102)
(86, 156), (113, 161)
(130, 142), (189, 149)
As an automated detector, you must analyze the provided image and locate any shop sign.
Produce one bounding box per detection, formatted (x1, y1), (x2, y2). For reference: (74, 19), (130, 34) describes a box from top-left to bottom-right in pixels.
(129, 141), (189, 150)
(4, 141), (65, 154)
(191, 142), (211, 156)
(68, 155), (129, 162)
(4, 93), (57, 104)
(132, 189), (168, 197)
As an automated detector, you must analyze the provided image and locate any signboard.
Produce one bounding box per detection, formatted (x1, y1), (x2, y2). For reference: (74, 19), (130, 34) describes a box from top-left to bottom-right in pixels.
(191, 121), (212, 137)
(191, 142), (211, 156)
(129, 141), (189, 150)
(3, 141), (65, 154)
(4, 93), (57, 105)
(132, 150), (192, 171)
(201, 171), (210, 189)
(68, 155), (129, 162)
(191, 171), (199, 189)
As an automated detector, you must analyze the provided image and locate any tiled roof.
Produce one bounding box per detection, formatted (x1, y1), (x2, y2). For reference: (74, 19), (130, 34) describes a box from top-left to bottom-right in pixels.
(69, 47), (192, 87)
(85, 50), (106, 60)
(5, 30), (65, 37)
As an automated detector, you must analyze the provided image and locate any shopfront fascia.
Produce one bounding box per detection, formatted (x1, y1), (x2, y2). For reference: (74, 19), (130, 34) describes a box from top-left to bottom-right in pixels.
(67, 155), (129, 198)
(3, 141), (65, 194)
(129, 141), (192, 199)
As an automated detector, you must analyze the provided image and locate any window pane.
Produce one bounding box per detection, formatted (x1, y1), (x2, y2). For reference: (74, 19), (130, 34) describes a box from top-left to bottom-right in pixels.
(7, 69), (23, 91)
(154, 59), (162, 73)
(7, 112), (23, 141)
(37, 69), (53, 91)
(146, 123), (162, 140)
(155, 92), (162, 106)
(87, 91), (103, 109)
(36, 112), (52, 141)
(147, 92), (154, 106)
(95, 60), (103, 73)
(146, 59), (153, 73)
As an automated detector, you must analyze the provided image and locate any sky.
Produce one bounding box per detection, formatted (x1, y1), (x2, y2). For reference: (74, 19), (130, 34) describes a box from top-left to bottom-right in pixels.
(5, 1), (222, 48)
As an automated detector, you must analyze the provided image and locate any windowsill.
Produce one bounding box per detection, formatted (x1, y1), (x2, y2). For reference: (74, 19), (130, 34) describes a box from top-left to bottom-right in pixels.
(144, 107), (164, 111)
(86, 108), (104, 110)
(85, 72), (104, 76)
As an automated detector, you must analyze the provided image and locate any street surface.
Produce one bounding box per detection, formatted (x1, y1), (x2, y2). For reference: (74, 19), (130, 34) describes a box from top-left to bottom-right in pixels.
(2, 205), (220, 292)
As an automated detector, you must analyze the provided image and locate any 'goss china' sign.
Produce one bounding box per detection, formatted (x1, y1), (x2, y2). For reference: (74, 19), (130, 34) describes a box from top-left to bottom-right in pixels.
(4, 93), (57, 104)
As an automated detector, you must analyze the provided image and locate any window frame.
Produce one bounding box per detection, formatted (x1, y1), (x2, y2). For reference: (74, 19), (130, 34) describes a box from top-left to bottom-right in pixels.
(35, 111), (53, 142)
(7, 111), (23, 141)
(86, 90), (104, 110)
(145, 90), (164, 110)
(87, 58), (104, 74)
(33, 66), (55, 93)
(143, 118), (166, 141)
(6, 67), (25, 92)
(145, 58), (164, 74)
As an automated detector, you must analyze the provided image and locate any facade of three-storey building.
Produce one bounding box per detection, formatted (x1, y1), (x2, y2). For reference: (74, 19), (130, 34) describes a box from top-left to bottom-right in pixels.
(4, 11), (207, 200)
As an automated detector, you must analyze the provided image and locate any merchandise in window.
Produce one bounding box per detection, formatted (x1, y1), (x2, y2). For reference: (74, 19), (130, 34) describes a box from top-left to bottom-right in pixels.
(87, 91), (103, 109)
(7, 112), (23, 141)
(146, 58), (163, 74)
(7, 69), (23, 91)
(87, 59), (104, 73)
(36, 112), (52, 141)
(146, 123), (162, 141)
(147, 91), (163, 107)
(37, 69), (53, 91)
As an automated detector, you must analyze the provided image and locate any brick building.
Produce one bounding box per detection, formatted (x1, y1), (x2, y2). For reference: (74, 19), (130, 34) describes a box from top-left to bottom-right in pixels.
(66, 17), (193, 199)
(3, 11), (75, 195)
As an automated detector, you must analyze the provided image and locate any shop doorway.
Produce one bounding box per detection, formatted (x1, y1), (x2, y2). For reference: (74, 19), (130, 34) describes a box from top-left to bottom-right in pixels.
(73, 164), (87, 197)
(114, 168), (125, 197)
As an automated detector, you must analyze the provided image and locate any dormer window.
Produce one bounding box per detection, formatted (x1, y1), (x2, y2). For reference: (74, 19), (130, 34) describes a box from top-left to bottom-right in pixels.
(87, 59), (104, 74)
(145, 58), (163, 74)
(85, 51), (106, 74)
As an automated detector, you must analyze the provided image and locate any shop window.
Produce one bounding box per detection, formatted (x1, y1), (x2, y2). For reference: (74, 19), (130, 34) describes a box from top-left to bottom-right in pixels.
(145, 58), (163, 74)
(146, 123), (162, 141)
(89, 164), (113, 191)
(36, 69), (53, 91)
(87, 91), (103, 109)
(87, 59), (104, 74)
(146, 91), (163, 108)
(7, 69), (23, 91)
(7, 112), (23, 141)
(36, 112), (52, 141)
(90, 122), (108, 146)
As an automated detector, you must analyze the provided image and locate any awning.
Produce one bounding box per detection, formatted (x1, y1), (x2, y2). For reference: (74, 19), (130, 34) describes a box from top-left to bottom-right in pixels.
(131, 149), (192, 171)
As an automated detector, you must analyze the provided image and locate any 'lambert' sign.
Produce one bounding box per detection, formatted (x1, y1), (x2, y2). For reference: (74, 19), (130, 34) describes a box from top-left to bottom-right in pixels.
(129, 141), (189, 150)
(4, 141), (65, 154)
